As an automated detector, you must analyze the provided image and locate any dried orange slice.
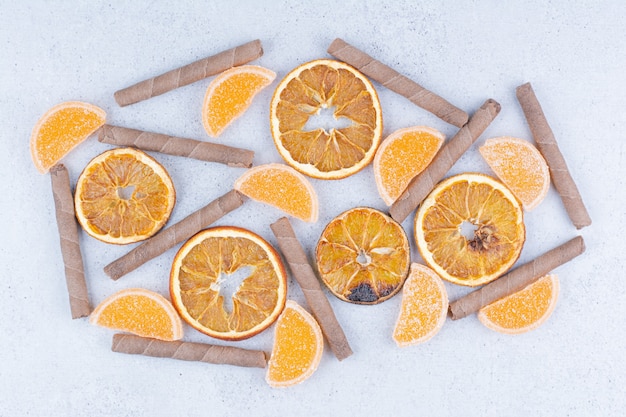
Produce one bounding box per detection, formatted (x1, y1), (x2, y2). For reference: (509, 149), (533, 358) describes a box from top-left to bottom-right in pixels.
(479, 136), (550, 211)
(30, 101), (106, 173)
(202, 65), (276, 137)
(74, 147), (176, 245)
(392, 263), (448, 347)
(170, 226), (287, 341)
(414, 173), (525, 287)
(316, 207), (410, 304)
(234, 163), (318, 223)
(266, 300), (323, 388)
(478, 274), (559, 334)
(270, 59), (383, 179)
(373, 126), (444, 205)
(89, 288), (183, 341)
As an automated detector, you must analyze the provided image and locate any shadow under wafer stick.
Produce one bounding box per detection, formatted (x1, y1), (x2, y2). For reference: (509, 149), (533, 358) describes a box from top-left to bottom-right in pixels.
(98, 124), (254, 168)
(449, 236), (585, 320)
(327, 38), (469, 128)
(114, 39), (263, 107)
(270, 217), (353, 361)
(389, 99), (501, 223)
(112, 334), (267, 368)
(50, 164), (91, 319)
(104, 189), (247, 280)
(516, 82), (592, 229)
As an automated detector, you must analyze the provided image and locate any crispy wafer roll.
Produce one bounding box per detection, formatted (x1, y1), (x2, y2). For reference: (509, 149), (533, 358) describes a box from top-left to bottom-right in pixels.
(327, 38), (468, 128)
(104, 189), (247, 280)
(50, 164), (91, 318)
(449, 236), (585, 320)
(114, 39), (263, 106)
(112, 334), (267, 368)
(389, 99), (501, 223)
(98, 124), (254, 167)
(270, 217), (353, 361)
(516, 82), (591, 229)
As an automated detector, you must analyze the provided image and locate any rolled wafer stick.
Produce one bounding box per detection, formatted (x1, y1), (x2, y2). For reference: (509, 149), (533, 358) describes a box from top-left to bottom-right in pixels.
(449, 236), (585, 320)
(98, 124), (254, 168)
(327, 38), (468, 128)
(112, 334), (267, 368)
(516, 82), (592, 229)
(50, 164), (91, 318)
(114, 39), (263, 106)
(389, 99), (501, 223)
(104, 189), (247, 280)
(270, 217), (353, 361)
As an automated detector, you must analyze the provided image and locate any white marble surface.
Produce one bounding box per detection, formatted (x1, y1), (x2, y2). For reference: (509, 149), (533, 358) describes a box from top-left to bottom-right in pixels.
(1, 1), (625, 416)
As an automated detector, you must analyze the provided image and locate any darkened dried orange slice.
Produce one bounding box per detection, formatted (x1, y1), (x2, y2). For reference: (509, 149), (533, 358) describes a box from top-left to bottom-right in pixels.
(315, 207), (410, 304)
(170, 226), (287, 341)
(74, 147), (176, 245)
(270, 59), (383, 179)
(414, 173), (525, 287)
